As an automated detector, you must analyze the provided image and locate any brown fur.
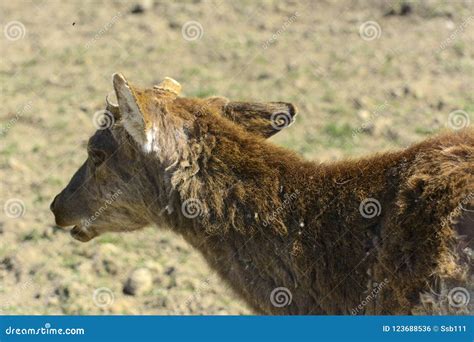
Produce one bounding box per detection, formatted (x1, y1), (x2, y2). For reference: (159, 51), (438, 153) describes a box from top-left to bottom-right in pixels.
(51, 74), (473, 315)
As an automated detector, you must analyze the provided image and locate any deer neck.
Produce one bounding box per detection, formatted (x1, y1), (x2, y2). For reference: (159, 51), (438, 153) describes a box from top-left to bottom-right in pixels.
(158, 142), (316, 313)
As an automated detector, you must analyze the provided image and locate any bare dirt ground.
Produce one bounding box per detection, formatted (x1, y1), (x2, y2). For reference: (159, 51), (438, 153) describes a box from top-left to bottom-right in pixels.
(0, 0), (473, 314)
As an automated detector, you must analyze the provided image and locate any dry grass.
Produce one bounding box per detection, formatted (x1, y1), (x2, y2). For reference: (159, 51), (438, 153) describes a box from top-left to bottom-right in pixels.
(0, 0), (472, 314)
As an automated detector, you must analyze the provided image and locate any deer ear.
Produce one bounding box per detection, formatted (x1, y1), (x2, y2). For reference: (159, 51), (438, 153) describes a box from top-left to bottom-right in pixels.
(112, 73), (148, 147)
(208, 98), (297, 138)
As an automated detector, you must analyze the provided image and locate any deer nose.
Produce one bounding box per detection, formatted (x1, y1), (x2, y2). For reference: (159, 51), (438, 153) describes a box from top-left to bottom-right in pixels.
(50, 195), (58, 212)
(50, 194), (73, 228)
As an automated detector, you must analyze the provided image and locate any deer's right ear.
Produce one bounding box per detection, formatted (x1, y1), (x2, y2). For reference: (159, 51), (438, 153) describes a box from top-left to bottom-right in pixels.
(112, 73), (148, 148)
(207, 97), (297, 138)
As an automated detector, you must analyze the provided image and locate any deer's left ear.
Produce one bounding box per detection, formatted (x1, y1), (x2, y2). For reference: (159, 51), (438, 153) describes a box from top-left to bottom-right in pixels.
(112, 73), (151, 150)
(207, 97), (297, 138)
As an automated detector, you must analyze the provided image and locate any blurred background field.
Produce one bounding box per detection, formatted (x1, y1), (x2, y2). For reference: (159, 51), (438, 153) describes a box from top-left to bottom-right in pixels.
(0, 0), (473, 314)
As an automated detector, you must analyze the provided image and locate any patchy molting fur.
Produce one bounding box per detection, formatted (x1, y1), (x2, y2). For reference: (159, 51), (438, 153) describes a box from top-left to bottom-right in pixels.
(51, 74), (473, 315)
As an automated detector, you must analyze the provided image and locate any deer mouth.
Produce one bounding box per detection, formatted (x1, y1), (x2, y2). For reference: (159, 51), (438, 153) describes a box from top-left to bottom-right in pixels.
(70, 225), (98, 242)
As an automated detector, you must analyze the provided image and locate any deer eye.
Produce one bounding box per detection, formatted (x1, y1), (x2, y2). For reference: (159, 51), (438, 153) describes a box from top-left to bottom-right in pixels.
(88, 148), (107, 166)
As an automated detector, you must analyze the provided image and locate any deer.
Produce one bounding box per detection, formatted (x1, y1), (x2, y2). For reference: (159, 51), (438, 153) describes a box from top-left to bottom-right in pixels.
(51, 74), (473, 315)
